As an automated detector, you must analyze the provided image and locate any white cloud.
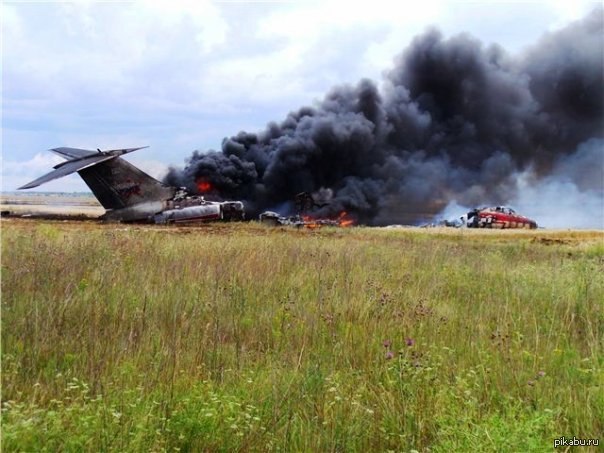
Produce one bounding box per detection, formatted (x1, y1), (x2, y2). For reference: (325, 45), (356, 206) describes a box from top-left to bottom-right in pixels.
(3, 0), (228, 104)
(257, 1), (441, 41)
(1, 152), (87, 192)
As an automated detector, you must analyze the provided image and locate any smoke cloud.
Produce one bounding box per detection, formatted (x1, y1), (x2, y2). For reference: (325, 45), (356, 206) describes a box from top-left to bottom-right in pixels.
(166, 8), (603, 227)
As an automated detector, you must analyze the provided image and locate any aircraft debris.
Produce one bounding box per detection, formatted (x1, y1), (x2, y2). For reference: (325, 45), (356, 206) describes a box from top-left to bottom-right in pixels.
(428, 206), (538, 229)
(466, 206), (537, 229)
(259, 211), (353, 228)
(18, 147), (245, 224)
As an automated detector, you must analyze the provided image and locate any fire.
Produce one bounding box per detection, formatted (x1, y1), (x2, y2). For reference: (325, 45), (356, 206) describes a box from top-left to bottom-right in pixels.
(196, 180), (212, 193)
(300, 212), (354, 229)
(338, 211), (354, 227)
(302, 215), (320, 229)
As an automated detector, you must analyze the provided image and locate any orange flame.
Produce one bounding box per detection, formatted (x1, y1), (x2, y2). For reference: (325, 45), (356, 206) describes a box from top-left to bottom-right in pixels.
(302, 215), (319, 229)
(301, 212), (354, 229)
(196, 180), (212, 193)
(338, 211), (354, 227)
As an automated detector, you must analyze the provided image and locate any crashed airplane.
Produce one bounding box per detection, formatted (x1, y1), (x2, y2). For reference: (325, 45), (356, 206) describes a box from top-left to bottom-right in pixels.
(432, 206), (538, 229)
(465, 206), (537, 229)
(18, 147), (244, 223)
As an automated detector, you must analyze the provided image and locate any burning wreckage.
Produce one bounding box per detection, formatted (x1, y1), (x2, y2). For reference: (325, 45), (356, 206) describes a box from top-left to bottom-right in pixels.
(259, 192), (354, 229)
(259, 211), (354, 229)
(17, 149), (535, 229)
(436, 206), (538, 229)
(466, 206), (538, 229)
(152, 189), (244, 224)
(18, 146), (245, 224)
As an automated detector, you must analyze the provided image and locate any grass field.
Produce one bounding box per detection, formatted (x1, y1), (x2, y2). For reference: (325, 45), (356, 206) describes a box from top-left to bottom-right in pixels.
(2, 219), (603, 452)
(1, 192), (103, 218)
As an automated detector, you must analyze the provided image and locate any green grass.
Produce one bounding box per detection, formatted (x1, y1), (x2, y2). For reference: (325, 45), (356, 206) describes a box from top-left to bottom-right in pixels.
(2, 221), (603, 451)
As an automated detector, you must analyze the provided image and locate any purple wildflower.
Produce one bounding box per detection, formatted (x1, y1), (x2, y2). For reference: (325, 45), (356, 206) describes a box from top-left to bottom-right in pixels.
(405, 338), (415, 347)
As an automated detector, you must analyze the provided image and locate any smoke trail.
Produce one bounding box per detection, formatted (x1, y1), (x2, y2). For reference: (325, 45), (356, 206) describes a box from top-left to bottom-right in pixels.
(165, 8), (603, 226)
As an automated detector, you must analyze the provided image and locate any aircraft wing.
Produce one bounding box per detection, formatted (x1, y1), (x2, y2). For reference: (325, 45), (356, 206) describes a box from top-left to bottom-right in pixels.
(49, 146), (148, 160)
(18, 154), (116, 189)
(50, 147), (99, 159)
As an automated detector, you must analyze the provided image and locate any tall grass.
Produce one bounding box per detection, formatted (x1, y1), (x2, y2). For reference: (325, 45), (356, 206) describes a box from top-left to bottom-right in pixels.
(2, 221), (603, 451)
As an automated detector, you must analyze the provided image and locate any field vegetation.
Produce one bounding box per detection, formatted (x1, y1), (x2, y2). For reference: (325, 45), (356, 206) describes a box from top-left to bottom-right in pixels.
(2, 219), (603, 451)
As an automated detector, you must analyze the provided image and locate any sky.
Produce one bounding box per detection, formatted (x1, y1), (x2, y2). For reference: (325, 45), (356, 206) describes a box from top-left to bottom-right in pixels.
(1, 0), (601, 193)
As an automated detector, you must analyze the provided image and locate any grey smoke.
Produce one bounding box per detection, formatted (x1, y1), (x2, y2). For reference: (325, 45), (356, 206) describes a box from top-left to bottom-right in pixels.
(166, 8), (603, 226)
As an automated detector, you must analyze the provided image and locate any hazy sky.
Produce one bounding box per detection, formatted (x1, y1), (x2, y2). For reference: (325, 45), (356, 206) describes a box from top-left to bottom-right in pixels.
(2, 0), (599, 192)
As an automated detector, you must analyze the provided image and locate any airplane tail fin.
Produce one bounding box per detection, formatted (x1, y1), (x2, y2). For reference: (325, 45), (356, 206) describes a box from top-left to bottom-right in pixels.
(18, 147), (175, 210)
(78, 157), (175, 209)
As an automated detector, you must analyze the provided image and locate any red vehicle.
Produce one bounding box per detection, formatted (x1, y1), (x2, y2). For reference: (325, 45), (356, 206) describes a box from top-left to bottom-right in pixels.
(466, 206), (537, 229)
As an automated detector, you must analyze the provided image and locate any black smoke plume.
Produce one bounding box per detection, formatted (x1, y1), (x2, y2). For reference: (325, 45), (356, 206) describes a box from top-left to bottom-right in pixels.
(165, 8), (603, 225)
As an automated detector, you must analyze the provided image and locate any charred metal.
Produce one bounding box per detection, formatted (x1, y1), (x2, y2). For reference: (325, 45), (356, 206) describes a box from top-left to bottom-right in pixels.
(259, 210), (353, 228)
